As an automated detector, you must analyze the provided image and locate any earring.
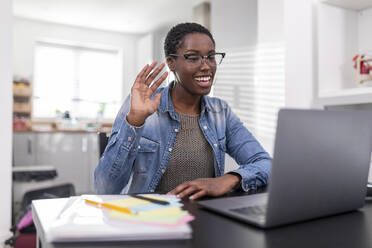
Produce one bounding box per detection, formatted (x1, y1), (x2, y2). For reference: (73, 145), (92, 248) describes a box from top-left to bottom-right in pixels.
(174, 71), (181, 85)
(170, 70), (178, 88)
(212, 70), (218, 86)
(167, 71), (171, 85)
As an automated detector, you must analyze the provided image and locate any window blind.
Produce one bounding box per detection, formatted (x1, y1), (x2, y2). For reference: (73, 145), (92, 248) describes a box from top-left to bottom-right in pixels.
(213, 43), (285, 154)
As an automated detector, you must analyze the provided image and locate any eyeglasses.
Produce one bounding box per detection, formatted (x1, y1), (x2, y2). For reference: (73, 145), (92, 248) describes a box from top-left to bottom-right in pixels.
(169, 53), (226, 67)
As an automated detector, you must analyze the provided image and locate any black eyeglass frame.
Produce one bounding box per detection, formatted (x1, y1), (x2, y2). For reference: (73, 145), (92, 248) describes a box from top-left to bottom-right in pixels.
(169, 52), (226, 66)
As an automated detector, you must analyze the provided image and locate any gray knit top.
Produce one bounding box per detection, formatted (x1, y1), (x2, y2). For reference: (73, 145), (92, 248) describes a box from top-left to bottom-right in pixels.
(156, 111), (215, 193)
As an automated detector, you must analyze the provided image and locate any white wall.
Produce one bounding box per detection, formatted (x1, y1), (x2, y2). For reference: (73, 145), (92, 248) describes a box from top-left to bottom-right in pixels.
(359, 8), (372, 53)
(13, 17), (141, 101)
(210, 0), (258, 172)
(213, 0), (314, 111)
(136, 26), (171, 87)
(284, 0), (315, 108)
(211, 0), (283, 46)
(0, 0), (13, 241)
(211, 0), (258, 49)
(152, 25), (171, 64)
(254, 0), (286, 155)
(257, 0), (284, 43)
(318, 4), (358, 94)
(136, 33), (154, 72)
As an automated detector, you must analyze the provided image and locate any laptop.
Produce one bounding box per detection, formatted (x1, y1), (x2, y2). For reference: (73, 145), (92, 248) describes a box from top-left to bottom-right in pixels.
(198, 109), (372, 228)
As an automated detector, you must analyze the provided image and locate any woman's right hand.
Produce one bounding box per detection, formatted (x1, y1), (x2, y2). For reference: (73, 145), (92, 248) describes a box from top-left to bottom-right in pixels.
(126, 62), (168, 126)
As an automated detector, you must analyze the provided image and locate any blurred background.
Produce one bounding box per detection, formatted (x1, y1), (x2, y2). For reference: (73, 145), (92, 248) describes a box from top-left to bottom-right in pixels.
(1, 0), (372, 242)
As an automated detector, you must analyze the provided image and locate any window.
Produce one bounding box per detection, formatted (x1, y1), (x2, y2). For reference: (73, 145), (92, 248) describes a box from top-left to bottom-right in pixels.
(33, 42), (122, 119)
(213, 43), (285, 155)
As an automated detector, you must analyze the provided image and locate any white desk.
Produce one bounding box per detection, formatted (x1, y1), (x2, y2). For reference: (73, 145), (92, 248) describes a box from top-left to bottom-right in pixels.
(32, 196), (192, 248)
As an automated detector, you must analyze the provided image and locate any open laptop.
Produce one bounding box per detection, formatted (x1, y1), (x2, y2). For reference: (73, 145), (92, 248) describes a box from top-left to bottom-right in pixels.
(198, 109), (372, 228)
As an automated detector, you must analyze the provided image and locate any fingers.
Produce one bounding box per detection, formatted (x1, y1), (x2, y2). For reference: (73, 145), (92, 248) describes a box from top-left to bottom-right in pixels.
(177, 185), (201, 199)
(150, 71), (168, 91)
(168, 182), (203, 199)
(134, 64), (149, 84)
(167, 178), (224, 200)
(144, 61), (157, 77)
(189, 190), (207, 200)
(134, 62), (168, 89)
(145, 63), (166, 86)
(168, 184), (206, 200)
(167, 182), (190, 196)
(134, 62), (157, 86)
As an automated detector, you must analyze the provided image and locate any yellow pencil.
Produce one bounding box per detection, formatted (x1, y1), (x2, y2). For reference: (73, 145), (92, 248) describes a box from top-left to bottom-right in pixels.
(84, 199), (135, 215)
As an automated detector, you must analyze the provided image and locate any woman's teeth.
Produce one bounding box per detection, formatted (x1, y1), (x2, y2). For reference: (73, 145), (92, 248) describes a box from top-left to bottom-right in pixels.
(195, 76), (211, 85)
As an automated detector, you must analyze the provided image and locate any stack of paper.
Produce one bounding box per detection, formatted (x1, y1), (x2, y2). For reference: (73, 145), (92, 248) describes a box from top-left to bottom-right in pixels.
(105, 195), (194, 227)
(44, 194), (193, 242)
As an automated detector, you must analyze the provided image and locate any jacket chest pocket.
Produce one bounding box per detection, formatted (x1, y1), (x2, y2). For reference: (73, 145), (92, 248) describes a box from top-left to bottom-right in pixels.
(133, 137), (159, 173)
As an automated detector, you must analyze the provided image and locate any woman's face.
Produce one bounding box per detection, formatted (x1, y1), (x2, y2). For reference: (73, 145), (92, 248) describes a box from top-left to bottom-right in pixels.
(170, 33), (217, 96)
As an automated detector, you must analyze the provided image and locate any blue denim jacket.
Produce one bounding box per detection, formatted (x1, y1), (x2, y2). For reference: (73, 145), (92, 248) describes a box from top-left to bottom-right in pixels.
(94, 82), (271, 194)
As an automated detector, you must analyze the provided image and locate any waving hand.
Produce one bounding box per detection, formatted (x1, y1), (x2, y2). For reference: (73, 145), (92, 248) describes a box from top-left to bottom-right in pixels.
(126, 62), (168, 126)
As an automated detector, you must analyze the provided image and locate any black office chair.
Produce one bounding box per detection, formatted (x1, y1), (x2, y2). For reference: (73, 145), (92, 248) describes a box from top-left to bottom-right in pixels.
(7, 183), (76, 247)
(21, 183), (76, 211)
(98, 132), (110, 158)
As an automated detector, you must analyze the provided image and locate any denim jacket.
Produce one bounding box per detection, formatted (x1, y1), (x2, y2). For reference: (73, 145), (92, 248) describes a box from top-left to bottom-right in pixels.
(94, 82), (272, 194)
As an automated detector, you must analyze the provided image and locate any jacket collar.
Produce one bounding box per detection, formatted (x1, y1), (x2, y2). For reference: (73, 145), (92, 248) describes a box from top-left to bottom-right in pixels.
(158, 81), (211, 117)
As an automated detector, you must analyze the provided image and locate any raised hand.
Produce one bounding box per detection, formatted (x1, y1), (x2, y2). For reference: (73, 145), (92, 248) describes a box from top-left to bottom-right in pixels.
(126, 62), (168, 126)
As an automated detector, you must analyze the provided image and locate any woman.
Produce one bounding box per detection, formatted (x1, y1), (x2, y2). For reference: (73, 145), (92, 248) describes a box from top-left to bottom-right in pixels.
(94, 23), (271, 200)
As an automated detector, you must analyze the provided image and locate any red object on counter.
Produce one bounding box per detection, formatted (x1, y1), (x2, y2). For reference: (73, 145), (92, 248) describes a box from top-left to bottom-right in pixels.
(353, 55), (372, 74)
(13, 119), (27, 131)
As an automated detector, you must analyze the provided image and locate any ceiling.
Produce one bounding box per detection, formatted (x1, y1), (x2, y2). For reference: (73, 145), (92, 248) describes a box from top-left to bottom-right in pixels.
(13, 0), (207, 34)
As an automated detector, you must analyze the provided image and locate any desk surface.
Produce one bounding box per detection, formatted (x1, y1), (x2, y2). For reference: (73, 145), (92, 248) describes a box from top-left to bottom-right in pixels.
(33, 194), (372, 248)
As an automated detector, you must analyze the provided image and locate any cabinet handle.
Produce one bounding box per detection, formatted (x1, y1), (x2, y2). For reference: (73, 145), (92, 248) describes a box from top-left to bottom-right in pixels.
(82, 137), (88, 152)
(27, 136), (32, 154)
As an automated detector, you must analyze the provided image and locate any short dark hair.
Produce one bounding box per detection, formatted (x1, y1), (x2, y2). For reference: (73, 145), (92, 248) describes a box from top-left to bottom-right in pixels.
(164, 22), (215, 57)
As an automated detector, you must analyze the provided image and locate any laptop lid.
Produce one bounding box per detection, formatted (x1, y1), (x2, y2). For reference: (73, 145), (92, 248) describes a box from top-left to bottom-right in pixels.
(265, 109), (372, 227)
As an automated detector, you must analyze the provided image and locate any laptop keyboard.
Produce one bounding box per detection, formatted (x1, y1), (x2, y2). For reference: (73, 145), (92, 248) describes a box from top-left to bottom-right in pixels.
(230, 205), (267, 217)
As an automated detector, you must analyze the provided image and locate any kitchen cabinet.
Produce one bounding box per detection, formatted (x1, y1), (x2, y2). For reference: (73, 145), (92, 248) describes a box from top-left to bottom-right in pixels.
(13, 132), (37, 166)
(13, 132), (99, 194)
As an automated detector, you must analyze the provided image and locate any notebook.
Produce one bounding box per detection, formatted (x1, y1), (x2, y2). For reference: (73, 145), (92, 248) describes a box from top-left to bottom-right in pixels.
(198, 109), (372, 228)
(32, 194), (193, 242)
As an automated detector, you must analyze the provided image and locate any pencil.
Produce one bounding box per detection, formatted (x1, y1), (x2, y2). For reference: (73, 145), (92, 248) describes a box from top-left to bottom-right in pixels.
(131, 195), (170, 205)
(84, 199), (135, 215)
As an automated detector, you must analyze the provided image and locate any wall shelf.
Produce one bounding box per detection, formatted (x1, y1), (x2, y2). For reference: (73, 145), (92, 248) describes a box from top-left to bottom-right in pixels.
(322, 0), (372, 11)
(13, 80), (32, 130)
(315, 1), (372, 108)
(315, 87), (372, 106)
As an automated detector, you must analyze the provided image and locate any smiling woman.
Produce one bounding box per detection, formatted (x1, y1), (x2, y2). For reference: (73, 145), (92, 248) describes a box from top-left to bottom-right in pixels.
(94, 23), (272, 200)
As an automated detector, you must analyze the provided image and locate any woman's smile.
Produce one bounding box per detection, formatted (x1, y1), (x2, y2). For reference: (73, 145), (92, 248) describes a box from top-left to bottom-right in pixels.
(194, 74), (212, 87)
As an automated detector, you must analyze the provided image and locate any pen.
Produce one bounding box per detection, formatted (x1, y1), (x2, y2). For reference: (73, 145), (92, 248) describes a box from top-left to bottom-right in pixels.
(131, 195), (170, 205)
(85, 199), (135, 215)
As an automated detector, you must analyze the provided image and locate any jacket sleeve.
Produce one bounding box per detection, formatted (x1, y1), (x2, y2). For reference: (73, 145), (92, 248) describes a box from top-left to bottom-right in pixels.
(94, 95), (144, 194)
(225, 104), (272, 192)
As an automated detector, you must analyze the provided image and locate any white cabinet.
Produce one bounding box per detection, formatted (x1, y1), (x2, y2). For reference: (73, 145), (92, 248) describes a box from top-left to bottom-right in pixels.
(13, 132), (37, 166)
(314, 0), (372, 107)
(13, 132), (99, 194)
